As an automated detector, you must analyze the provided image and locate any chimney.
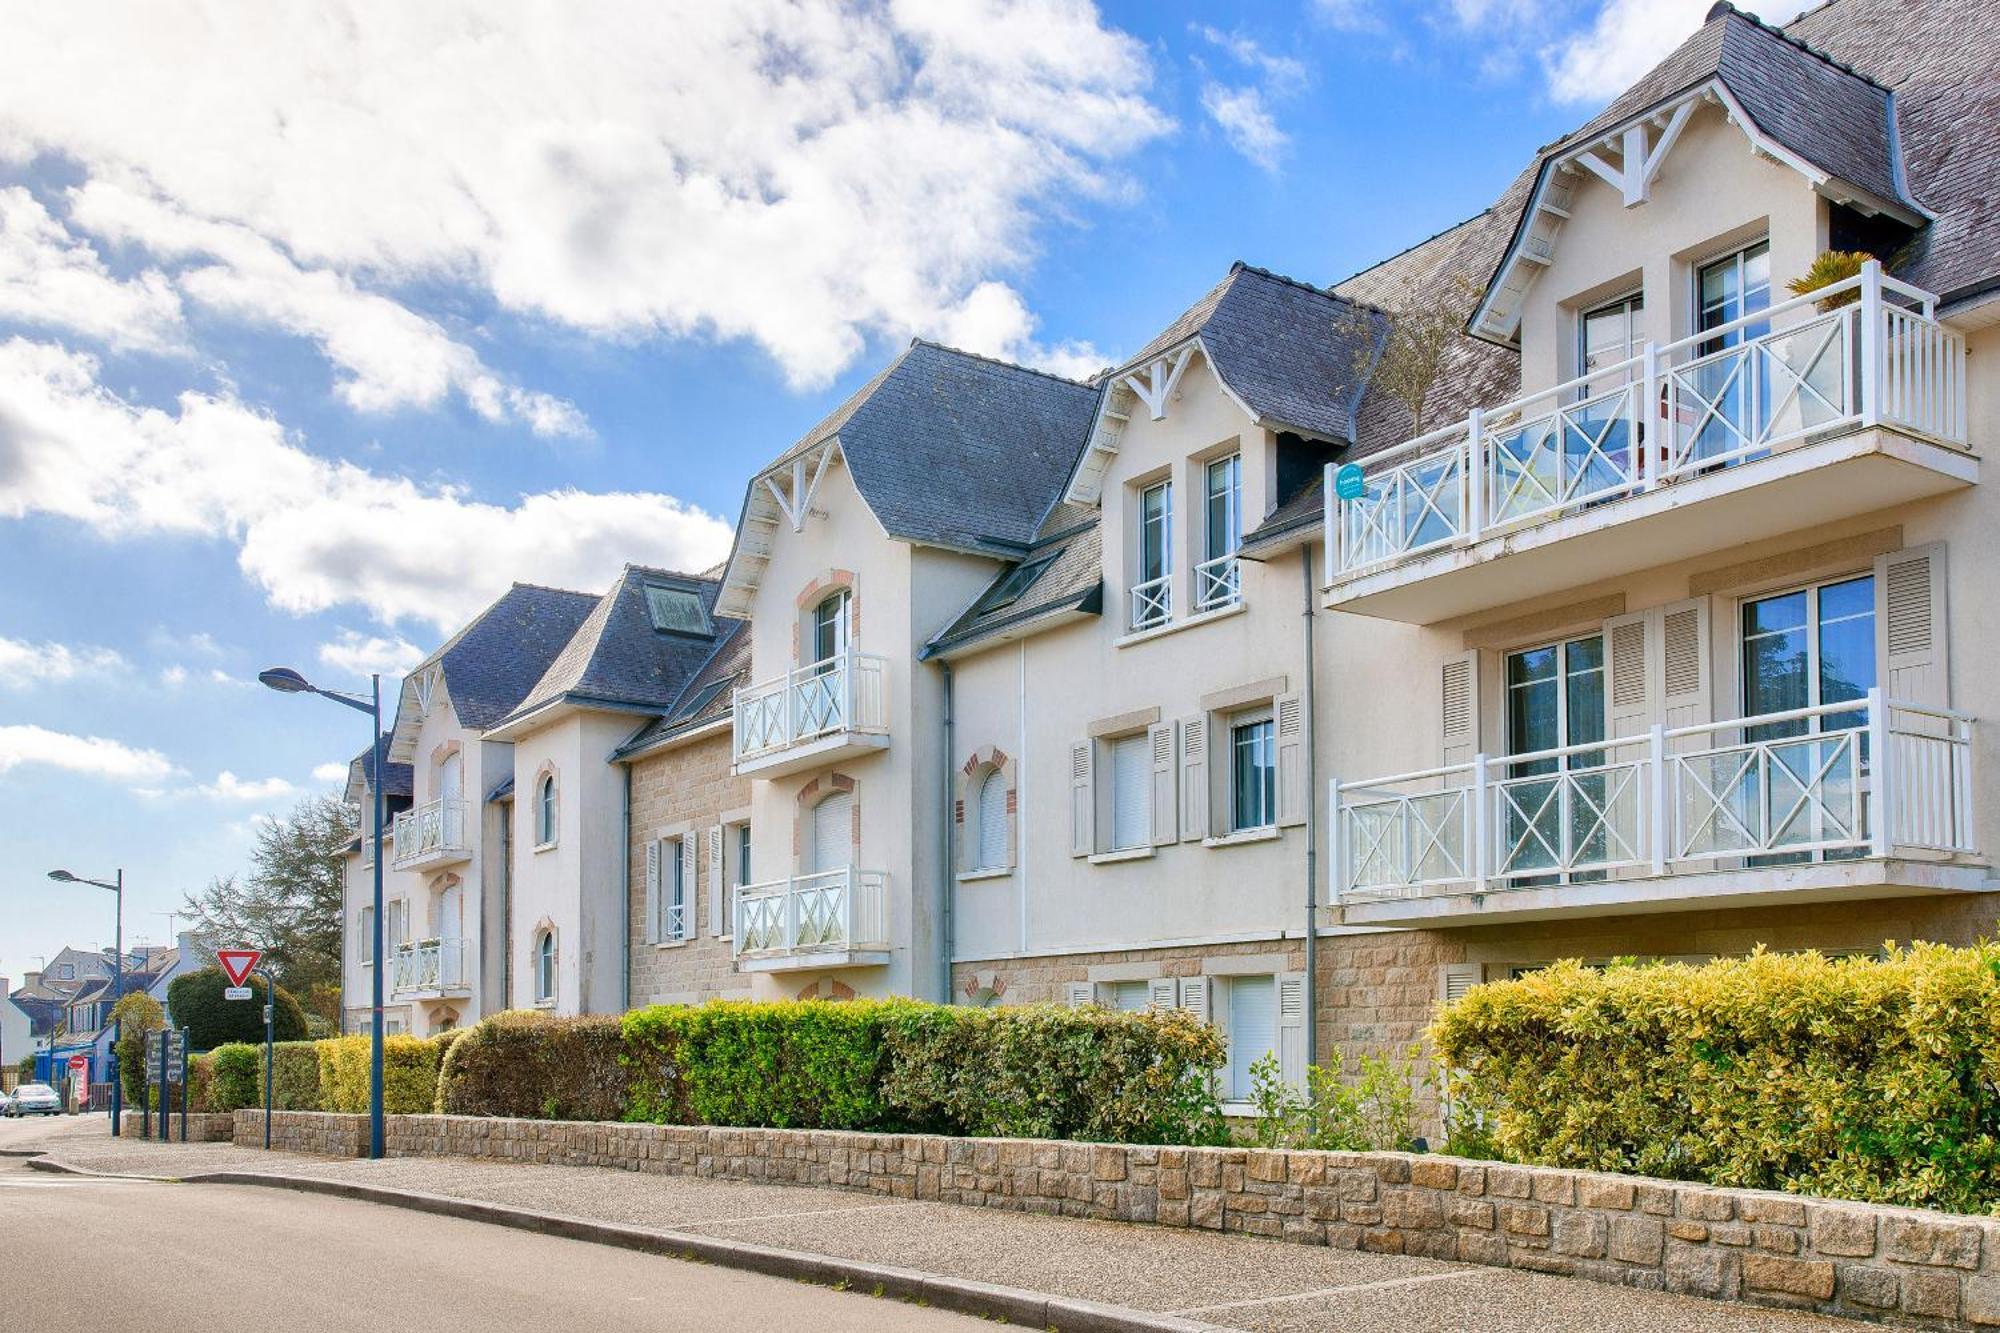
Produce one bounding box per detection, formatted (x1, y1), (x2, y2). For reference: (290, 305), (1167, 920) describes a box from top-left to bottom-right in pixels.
(23, 971), (39, 990)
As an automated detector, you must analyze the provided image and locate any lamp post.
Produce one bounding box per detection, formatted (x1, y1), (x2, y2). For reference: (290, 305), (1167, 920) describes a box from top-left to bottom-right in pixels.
(46, 869), (121, 1135)
(259, 666), (386, 1160)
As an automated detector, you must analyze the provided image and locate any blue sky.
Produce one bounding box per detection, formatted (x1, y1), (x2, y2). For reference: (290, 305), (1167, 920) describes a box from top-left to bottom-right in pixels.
(0, 0), (1805, 987)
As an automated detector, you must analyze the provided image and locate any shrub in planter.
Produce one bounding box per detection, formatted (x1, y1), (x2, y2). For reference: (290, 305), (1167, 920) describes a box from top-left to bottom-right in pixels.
(318, 1031), (463, 1115)
(438, 1011), (628, 1119)
(166, 968), (308, 1050)
(1431, 945), (2000, 1213)
(208, 1044), (262, 1113)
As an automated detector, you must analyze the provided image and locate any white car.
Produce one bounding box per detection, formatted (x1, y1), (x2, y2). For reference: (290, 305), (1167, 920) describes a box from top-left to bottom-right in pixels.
(4, 1084), (60, 1116)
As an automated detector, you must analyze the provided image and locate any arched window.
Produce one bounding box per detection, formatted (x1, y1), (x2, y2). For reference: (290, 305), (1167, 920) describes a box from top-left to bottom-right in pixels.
(973, 768), (1008, 871)
(534, 929), (556, 1003)
(809, 789), (853, 874)
(535, 774), (557, 846)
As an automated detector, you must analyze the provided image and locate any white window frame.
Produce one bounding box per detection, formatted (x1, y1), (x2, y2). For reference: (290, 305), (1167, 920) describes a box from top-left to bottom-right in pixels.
(357, 907), (375, 966)
(971, 766), (1009, 871)
(1577, 289), (1643, 392)
(1219, 974), (1278, 1106)
(534, 774), (558, 849)
(1132, 479), (1173, 630)
(533, 929), (557, 1005)
(1225, 708), (1277, 834)
(1107, 732), (1152, 853)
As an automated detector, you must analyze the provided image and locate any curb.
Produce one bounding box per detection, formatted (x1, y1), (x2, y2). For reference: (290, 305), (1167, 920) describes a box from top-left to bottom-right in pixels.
(37, 1157), (1229, 1333)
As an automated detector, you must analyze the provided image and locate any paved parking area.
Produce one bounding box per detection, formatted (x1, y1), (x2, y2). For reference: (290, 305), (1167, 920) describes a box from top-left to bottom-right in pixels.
(16, 1117), (1863, 1332)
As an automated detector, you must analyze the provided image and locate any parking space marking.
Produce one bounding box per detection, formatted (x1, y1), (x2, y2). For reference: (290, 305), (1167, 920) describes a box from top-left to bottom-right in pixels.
(1168, 1268), (1485, 1316)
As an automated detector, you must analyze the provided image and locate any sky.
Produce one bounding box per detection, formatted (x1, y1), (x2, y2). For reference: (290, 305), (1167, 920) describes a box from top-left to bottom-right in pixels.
(0, 0), (1813, 988)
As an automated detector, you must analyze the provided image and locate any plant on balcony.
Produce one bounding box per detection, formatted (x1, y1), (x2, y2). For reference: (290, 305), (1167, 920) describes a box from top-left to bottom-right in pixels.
(1432, 944), (2000, 1213)
(1786, 249), (1874, 312)
(165, 967), (309, 1049)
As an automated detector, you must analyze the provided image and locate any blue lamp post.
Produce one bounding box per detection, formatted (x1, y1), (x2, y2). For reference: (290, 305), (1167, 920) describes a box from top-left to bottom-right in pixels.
(46, 868), (121, 1135)
(259, 666), (386, 1160)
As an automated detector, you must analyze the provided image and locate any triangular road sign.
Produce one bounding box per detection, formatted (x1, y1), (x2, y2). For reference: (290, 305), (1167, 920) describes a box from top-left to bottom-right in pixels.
(217, 949), (262, 988)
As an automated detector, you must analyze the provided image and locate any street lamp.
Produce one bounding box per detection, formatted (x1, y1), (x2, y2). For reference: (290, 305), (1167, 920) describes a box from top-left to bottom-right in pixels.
(47, 868), (122, 1136)
(259, 665), (387, 1160)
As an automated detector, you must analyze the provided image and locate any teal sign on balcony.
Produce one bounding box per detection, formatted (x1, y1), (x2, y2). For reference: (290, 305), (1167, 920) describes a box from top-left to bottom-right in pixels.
(1334, 463), (1366, 501)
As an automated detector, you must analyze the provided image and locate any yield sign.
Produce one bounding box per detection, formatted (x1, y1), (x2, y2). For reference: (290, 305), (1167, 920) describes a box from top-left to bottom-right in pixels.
(218, 949), (262, 988)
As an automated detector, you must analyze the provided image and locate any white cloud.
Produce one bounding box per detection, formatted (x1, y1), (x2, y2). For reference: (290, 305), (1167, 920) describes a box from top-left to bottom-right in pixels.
(0, 1), (1167, 389)
(1311, 0), (1385, 30)
(0, 635), (127, 684)
(312, 760), (351, 783)
(318, 628), (426, 681)
(1192, 26), (1308, 92)
(194, 770), (296, 802)
(0, 723), (175, 782)
(0, 337), (733, 628)
(1199, 84), (1290, 172)
(158, 664), (189, 687)
(0, 186), (185, 354)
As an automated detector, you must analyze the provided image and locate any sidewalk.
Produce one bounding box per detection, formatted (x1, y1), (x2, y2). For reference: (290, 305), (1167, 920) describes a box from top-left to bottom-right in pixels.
(22, 1122), (1859, 1332)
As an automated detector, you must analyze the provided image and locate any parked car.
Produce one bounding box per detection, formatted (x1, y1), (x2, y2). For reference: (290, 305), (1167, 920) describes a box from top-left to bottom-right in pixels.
(0, 1089), (10, 1113)
(4, 1084), (60, 1116)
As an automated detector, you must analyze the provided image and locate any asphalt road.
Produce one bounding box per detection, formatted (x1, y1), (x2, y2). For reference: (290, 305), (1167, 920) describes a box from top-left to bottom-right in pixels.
(0, 1154), (986, 1332)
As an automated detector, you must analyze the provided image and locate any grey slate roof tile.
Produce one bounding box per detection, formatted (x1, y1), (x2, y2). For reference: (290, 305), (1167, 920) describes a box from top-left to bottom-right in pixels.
(348, 744), (413, 800)
(612, 619), (753, 759)
(430, 583), (601, 731)
(501, 566), (731, 726)
(922, 521), (1103, 658)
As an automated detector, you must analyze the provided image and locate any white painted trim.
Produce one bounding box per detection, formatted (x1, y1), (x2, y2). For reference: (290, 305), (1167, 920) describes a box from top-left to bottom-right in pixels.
(1112, 599), (1247, 649)
(954, 926), (1304, 965)
(1088, 847), (1155, 866)
(956, 867), (1013, 884)
(1202, 827), (1281, 850)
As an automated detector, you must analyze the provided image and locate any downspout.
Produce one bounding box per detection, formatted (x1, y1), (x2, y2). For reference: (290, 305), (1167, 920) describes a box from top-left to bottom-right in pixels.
(938, 657), (956, 1004)
(620, 762), (633, 1012)
(1301, 548), (1319, 1067)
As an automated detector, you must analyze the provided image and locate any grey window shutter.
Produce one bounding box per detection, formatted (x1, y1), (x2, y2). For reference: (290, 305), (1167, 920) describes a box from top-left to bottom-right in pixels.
(1176, 976), (1210, 1023)
(1440, 962), (1484, 1003)
(1876, 544), (1949, 709)
(642, 839), (661, 945)
(679, 835), (698, 940)
(1148, 721), (1178, 846)
(1441, 651), (1480, 766)
(1274, 691), (1306, 827)
(1179, 715), (1209, 842)
(1603, 610), (1651, 741)
(1065, 981), (1096, 1007)
(1277, 975), (1307, 1091)
(1658, 597), (1711, 742)
(706, 826), (725, 935)
(1146, 977), (1178, 1011)
(1069, 742), (1094, 857)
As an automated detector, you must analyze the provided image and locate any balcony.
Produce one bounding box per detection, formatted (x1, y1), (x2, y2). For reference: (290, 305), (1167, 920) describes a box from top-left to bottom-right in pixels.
(1129, 573), (1171, 630)
(731, 867), (890, 972)
(390, 798), (470, 871)
(731, 649), (889, 777)
(1193, 553), (1241, 613)
(389, 938), (471, 997)
(1332, 691), (1981, 927)
(1326, 264), (1974, 624)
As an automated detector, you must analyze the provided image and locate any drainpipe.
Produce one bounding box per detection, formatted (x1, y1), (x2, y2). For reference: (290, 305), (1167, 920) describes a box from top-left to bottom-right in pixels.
(938, 657), (956, 1004)
(1301, 549), (1319, 1066)
(620, 763), (633, 1012)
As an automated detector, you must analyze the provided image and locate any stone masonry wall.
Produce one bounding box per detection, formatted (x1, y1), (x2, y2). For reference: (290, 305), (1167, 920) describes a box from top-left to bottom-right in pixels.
(236, 1110), (2000, 1330)
(118, 1110), (235, 1141)
(626, 729), (751, 1006)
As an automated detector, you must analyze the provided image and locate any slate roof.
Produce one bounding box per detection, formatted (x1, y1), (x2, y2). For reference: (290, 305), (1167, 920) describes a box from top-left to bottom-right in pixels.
(348, 743), (413, 800)
(497, 566), (731, 729)
(612, 619), (754, 759)
(762, 340), (1103, 555)
(424, 583), (603, 731)
(1121, 263), (1387, 443)
(922, 505), (1104, 660)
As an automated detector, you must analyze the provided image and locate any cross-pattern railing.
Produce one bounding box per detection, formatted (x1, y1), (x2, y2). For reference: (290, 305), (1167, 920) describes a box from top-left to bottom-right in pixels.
(1130, 574), (1172, 630)
(1328, 261), (1967, 579)
(390, 938), (469, 994)
(732, 649), (889, 764)
(390, 798), (469, 868)
(1193, 553), (1241, 612)
(732, 867), (889, 962)
(1332, 690), (1974, 904)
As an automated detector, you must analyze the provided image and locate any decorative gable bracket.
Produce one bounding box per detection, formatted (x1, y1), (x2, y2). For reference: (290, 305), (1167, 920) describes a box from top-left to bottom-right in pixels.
(1570, 100), (1694, 208)
(1122, 344), (1194, 421)
(763, 442), (838, 534)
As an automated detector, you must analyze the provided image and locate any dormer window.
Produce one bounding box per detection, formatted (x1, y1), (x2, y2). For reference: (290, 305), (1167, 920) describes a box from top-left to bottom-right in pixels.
(980, 552), (1058, 614)
(643, 582), (711, 636)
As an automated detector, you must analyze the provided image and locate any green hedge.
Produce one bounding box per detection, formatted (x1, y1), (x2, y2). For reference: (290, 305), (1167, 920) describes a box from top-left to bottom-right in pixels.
(318, 1032), (463, 1114)
(208, 1045), (261, 1112)
(621, 999), (1226, 1143)
(166, 968), (308, 1050)
(1430, 945), (2000, 1213)
(438, 1011), (628, 1119)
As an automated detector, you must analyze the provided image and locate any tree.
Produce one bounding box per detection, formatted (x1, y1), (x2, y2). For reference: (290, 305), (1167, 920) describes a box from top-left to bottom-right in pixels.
(111, 991), (165, 1105)
(183, 794), (356, 1020)
(166, 968), (307, 1050)
(1340, 273), (1483, 437)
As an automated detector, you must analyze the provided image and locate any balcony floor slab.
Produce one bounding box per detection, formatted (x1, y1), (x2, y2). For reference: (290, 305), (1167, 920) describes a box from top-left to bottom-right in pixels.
(734, 949), (891, 974)
(733, 731), (888, 779)
(1338, 856), (1993, 929)
(1327, 427), (1976, 625)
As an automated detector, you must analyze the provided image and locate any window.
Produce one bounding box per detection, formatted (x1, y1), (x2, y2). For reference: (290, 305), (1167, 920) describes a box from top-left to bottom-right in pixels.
(718, 820), (751, 936)
(533, 930), (556, 1003)
(980, 551), (1059, 613)
(1228, 712), (1276, 833)
(386, 898), (408, 947)
(1109, 733), (1151, 851)
(643, 582), (712, 635)
(1505, 635), (1607, 883)
(57, 964), (74, 981)
(662, 838), (689, 941)
(735, 823), (752, 887)
(812, 591), (850, 665)
(1579, 292), (1642, 391)
(1197, 455), (1242, 611)
(810, 790), (853, 873)
(1223, 975), (1276, 1102)
(1697, 241), (1772, 348)
(1108, 980), (1149, 1012)
(1688, 242), (1773, 465)
(535, 774), (557, 846)
(972, 768), (1009, 870)
(1133, 480), (1172, 629)
(358, 907), (375, 965)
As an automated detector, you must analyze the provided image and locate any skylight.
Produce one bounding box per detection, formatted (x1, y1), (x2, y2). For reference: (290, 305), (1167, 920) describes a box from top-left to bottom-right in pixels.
(643, 583), (711, 635)
(978, 551), (1058, 613)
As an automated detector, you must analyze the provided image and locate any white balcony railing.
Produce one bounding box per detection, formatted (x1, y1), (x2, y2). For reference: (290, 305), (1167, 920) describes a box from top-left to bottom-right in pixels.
(1193, 553), (1241, 612)
(389, 938), (470, 994)
(732, 649), (889, 765)
(390, 798), (469, 869)
(731, 867), (889, 962)
(1330, 262), (1968, 578)
(1332, 690), (1974, 905)
(1129, 574), (1172, 630)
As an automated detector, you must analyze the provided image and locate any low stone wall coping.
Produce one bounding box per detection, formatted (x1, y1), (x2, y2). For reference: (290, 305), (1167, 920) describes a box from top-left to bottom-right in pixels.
(232, 1111), (2000, 1330)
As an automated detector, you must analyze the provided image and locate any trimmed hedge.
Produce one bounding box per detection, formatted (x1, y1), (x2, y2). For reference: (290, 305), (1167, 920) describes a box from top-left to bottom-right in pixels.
(438, 1011), (629, 1119)
(166, 968), (308, 1050)
(621, 999), (1227, 1143)
(319, 1032), (464, 1114)
(1431, 945), (2000, 1213)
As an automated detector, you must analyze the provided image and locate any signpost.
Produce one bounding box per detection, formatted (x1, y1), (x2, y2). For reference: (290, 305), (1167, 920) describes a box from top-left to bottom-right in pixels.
(219, 950), (274, 1149)
(67, 1055), (88, 1113)
(145, 1029), (188, 1142)
(219, 949), (262, 1000)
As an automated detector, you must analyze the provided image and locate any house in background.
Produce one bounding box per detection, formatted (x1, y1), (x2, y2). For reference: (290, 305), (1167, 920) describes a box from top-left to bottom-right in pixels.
(1, 980), (31, 1091)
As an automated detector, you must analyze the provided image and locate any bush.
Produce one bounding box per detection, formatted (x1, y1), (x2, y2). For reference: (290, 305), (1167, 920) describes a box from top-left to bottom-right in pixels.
(110, 992), (165, 1106)
(165, 968), (308, 1050)
(318, 1031), (464, 1115)
(624, 1000), (891, 1130)
(1430, 945), (2000, 1213)
(438, 1011), (628, 1119)
(1245, 1047), (1423, 1152)
(208, 1045), (262, 1112)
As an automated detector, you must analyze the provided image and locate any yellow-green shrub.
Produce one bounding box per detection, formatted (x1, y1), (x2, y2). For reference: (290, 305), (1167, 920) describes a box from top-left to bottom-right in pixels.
(1430, 945), (2000, 1212)
(317, 1031), (463, 1114)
